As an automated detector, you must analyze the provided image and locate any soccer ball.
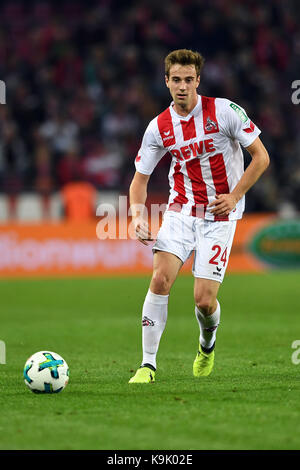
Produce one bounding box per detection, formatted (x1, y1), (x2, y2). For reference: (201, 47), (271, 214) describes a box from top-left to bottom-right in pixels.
(23, 351), (69, 394)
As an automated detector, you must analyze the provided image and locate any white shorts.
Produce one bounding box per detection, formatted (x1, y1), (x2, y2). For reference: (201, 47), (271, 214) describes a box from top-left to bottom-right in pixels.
(152, 211), (237, 283)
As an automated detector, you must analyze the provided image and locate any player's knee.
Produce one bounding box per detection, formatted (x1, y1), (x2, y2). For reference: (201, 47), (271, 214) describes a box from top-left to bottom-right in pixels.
(150, 270), (172, 295)
(195, 293), (216, 315)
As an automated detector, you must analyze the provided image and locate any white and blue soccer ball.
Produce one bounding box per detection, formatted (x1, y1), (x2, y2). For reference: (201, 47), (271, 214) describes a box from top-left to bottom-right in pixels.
(23, 351), (69, 394)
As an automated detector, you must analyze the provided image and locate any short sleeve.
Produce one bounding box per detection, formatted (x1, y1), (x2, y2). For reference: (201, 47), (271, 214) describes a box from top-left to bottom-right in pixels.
(135, 120), (166, 175)
(219, 99), (261, 148)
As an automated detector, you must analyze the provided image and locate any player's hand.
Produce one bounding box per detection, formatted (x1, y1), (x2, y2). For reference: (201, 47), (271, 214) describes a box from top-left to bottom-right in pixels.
(208, 193), (238, 217)
(132, 217), (153, 245)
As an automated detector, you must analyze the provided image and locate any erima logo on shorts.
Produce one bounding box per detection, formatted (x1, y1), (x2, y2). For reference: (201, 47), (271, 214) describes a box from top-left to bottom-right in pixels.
(142, 316), (155, 326)
(213, 271), (222, 277)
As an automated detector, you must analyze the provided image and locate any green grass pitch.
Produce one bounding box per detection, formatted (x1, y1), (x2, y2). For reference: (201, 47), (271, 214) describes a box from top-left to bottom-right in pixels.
(0, 271), (299, 450)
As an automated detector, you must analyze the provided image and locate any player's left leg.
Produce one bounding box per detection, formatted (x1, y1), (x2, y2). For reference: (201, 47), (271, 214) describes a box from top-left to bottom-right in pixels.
(193, 278), (220, 377)
(192, 219), (237, 377)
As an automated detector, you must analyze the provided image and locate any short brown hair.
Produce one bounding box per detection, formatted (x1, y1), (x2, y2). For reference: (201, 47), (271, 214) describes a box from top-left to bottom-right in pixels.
(164, 49), (205, 78)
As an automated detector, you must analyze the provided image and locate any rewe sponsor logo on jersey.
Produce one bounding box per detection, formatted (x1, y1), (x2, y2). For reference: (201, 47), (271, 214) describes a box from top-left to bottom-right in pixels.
(249, 219), (300, 268)
(170, 138), (216, 161)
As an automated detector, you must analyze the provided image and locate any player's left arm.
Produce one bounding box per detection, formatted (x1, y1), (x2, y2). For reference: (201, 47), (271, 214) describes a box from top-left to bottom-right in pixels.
(209, 136), (270, 217)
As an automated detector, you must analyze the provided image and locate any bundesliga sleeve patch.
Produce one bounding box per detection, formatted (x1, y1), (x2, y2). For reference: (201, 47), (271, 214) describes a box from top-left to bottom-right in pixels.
(229, 102), (248, 123)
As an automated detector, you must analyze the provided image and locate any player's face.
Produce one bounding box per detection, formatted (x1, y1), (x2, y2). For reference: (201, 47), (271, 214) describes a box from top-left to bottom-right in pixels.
(165, 64), (200, 114)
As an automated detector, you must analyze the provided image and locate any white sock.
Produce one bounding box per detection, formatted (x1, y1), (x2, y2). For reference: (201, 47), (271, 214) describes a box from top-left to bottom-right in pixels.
(195, 301), (220, 351)
(141, 289), (169, 370)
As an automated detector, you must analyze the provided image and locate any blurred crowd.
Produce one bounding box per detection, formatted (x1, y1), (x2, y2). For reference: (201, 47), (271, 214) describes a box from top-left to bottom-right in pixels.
(0, 0), (299, 214)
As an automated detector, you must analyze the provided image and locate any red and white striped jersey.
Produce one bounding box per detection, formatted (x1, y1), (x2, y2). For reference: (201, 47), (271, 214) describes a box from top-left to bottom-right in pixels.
(135, 95), (261, 221)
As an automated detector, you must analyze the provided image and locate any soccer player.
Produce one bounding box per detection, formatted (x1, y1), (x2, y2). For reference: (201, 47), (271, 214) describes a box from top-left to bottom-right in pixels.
(128, 49), (270, 383)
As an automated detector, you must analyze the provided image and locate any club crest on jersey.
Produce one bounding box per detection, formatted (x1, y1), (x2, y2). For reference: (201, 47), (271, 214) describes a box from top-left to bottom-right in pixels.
(205, 117), (218, 132)
(142, 316), (155, 327)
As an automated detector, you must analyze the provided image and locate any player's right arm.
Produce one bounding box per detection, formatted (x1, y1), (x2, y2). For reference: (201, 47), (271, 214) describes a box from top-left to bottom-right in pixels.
(129, 119), (166, 245)
(129, 171), (153, 245)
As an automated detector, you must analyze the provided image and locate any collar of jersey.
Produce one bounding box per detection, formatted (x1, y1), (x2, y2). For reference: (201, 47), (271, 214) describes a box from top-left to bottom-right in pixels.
(169, 94), (201, 120)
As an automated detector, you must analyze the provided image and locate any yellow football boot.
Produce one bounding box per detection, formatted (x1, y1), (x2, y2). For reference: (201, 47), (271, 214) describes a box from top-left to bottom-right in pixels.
(128, 366), (155, 384)
(193, 344), (215, 377)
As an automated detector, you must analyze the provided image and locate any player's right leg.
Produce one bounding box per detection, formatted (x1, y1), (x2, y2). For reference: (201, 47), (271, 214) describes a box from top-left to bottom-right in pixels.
(129, 251), (182, 384)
